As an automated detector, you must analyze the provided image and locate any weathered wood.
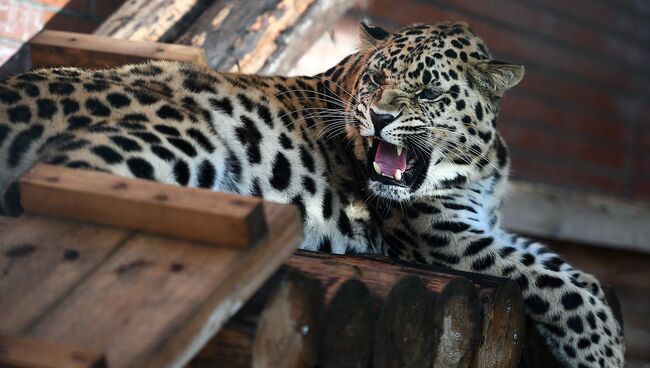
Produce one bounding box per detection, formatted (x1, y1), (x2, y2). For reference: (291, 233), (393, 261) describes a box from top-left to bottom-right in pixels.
(319, 279), (375, 368)
(430, 278), (481, 368)
(176, 0), (356, 73)
(252, 272), (324, 368)
(94, 0), (214, 43)
(29, 30), (205, 69)
(18, 164), (267, 248)
(284, 251), (505, 304)
(0, 216), (132, 332)
(0, 202), (301, 368)
(374, 275), (436, 368)
(504, 180), (650, 253)
(476, 280), (525, 368)
(0, 334), (106, 368)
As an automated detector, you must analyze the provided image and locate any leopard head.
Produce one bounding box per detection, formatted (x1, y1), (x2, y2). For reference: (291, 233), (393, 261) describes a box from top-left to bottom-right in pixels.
(346, 22), (524, 202)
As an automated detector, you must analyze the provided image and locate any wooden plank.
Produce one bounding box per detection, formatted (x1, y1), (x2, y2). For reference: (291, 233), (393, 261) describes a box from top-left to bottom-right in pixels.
(0, 334), (106, 368)
(19, 201), (301, 368)
(29, 30), (205, 69)
(18, 164), (267, 249)
(503, 180), (650, 253)
(175, 0), (357, 73)
(94, 0), (214, 43)
(0, 216), (132, 333)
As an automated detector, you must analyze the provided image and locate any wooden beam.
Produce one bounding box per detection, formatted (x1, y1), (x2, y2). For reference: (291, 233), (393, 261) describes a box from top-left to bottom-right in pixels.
(0, 334), (106, 368)
(175, 0), (357, 73)
(17, 164), (267, 248)
(94, 0), (214, 43)
(503, 181), (650, 253)
(29, 30), (205, 69)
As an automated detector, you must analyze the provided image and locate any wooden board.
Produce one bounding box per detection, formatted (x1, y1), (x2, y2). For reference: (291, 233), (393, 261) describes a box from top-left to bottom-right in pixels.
(504, 180), (650, 253)
(175, 0), (357, 73)
(29, 30), (205, 69)
(0, 202), (301, 368)
(94, 0), (214, 43)
(0, 334), (106, 368)
(18, 164), (267, 248)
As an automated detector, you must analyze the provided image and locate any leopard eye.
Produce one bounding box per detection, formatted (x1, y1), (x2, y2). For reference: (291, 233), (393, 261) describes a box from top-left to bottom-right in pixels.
(368, 73), (385, 87)
(417, 88), (441, 101)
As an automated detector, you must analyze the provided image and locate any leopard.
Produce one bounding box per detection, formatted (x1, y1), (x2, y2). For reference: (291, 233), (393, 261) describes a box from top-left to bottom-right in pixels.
(0, 20), (623, 367)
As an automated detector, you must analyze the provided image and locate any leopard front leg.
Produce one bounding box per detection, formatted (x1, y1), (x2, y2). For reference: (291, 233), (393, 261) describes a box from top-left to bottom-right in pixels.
(494, 235), (624, 367)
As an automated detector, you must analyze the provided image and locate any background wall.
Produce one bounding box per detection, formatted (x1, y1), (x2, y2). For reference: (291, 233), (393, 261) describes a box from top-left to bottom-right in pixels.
(293, 0), (650, 201)
(0, 0), (123, 75)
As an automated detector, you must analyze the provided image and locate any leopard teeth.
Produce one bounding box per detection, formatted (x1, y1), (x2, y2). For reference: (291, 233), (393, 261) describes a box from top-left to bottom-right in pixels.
(373, 162), (381, 175)
(368, 137), (374, 148)
(394, 169), (402, 181)
(396, 145), (403, 156)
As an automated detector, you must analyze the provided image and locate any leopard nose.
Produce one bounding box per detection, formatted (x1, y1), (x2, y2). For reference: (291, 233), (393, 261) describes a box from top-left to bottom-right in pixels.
(369, 109), (398, 134)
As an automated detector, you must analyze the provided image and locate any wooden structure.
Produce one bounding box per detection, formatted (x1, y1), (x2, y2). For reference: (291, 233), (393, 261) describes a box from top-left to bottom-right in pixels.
(0, 0), (633, 366)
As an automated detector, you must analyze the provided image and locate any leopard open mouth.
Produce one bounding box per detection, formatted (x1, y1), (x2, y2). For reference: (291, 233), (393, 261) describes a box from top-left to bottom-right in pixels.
(365, 137), (427, 187)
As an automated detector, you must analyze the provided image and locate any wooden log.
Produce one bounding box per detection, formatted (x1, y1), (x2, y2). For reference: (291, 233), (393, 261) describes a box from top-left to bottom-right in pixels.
(476, 280), (525, 368)
(94, 0), (214, 43)
(252, 272), (324, 368)
(188, 252), (528, 367)
(17, 164), (267, 248)
(0, 334), (106, 368)
(29, 30), (205, 69)
(175, 0), (357, 73)
(430, 278), (481, 368)
(319, 279), (375, 368)
(373, 275), (436, 368)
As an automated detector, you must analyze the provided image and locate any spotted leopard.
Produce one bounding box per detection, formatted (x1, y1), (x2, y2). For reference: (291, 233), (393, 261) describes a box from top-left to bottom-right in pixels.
(0, 21), (623, 367)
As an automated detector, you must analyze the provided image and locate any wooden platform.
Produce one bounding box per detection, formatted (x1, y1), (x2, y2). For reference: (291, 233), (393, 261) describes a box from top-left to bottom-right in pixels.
(0, 165), (302, 368)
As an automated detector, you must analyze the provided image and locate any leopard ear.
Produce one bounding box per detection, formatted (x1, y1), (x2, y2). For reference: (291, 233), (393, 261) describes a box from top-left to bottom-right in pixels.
(469, 60), (525, 97)
(359, 22), (390, 47)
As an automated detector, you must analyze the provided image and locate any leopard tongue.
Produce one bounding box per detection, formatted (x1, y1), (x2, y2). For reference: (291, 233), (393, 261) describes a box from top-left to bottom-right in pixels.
(374, 141), (407, 178)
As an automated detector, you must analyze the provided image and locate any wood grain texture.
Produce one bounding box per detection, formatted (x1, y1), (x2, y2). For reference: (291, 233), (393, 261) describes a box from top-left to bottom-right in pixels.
(476, 280), (525, 368)
(19, 164), (267, 248)
(430, 278), (481, 368)
(0, 200), (301, 368)
(176, 0), (356, 73)
(284, 251), (505, 304)
(252, 272), (324, 368)
(319, 279), (375, 368)
(373, 275), (435, 368)
(29, 30), (205, 69)
(94, 0), (214, 43)
(0, 216), (132, 333)
(0, 334), (106, 368)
